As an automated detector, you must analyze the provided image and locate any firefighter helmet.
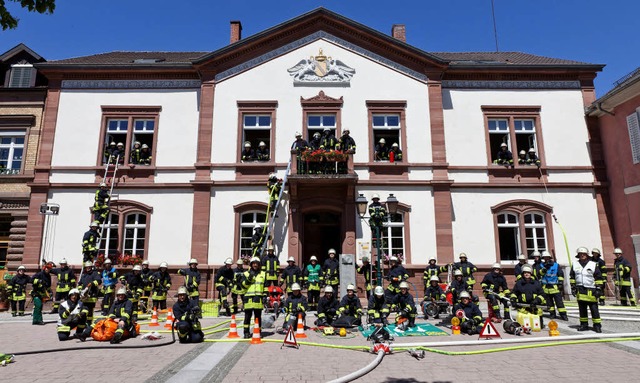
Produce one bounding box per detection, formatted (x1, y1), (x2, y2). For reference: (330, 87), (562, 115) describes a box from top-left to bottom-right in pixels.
(361, 256), (369, 262)
(313, 132), (321, 139)
(141, 144), (149, 149)
(133, 265), (142, 271)
(269, 173), (277, 180)
(500, 142), (507, 148)
(295, 132), (302, 137)
(429, 256), (436, 262)
(117, 142), (124, 147)
(389, 256), (399, 263)
(110, 142), (116, 146)
(328, 248), (336, 255)
(531, 251), (542, 258)
(291, 283), (301, 291)
(614, 248), (623, 254)
(134, 141), (140, 146)
(374, 286), (384, 297)
(521, 265), (533, 274)
(244, 141), (251, 148)
(177, 286), (188, 296)
(542, 251), (552, 258)
(518, 254), (526, 261)
(324, 286), (334, 294)
(90, 221), (100, 227)
(429, 276), (439, 282)
(100, 182), (107, 187)
(224, 258), (233, 265)
(268, 245), (275, 251)
(17, 265), (26, 271)
(44, 261), (55, 270)
(259, 141), (266, 147)
(392, 143), (399, 148)
(591, 248), (602, 256)
(529, 148), (536, 153)
(492, 263), (501, 269)
(576, 247), (589, 255)
(142, 260), (149, 266)
(60, 258), (68, 264)
(519, 150), (526, 155)
(236, 258), (244, 265)
(287, 257), (295, 263)
(84, 261), (93, 268)
(69, 288), (80, 296)
(254, 224), (261, 230)
(454, 270), (463, 277)
(346, 284), (356, 291)
(160, 262), (168, 268)
(372, 193), (380, 200)
(250, 257), (261, 265)
(459, 291), (471, 299)
(459, 253), (467, 259)
(310, 255), (318, 262)
(189, 258), (198, 265)
(379, 138), (386, 144)
(399, 281), (409, 289)
(103, 259), (112, 265)
(116, 287), (127, 296)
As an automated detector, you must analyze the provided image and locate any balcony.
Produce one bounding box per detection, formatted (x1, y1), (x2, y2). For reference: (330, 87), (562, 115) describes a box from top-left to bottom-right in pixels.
(289, 150), (356, 177)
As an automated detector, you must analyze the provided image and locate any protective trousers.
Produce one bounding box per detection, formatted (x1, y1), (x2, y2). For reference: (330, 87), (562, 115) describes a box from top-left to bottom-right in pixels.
(243, 308), (262, 338)
(11, 299), (26, 316)
(619, 286), (636, 306)
(307, 290), (320, 311)
(545, 292), (567, 318)
(578, 300), (601, 327)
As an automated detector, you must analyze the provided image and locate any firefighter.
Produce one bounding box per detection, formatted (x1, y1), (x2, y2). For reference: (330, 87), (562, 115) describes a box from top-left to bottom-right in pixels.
(104, 141), (117, 163)
(178, 258), (201, 306)
(540, 252), (567, 320)
(454, 291), (483, 335)
(282, 257), (302, 298)
(57, 288), (90, 341)
(129, 141), (141, 164)
(367, 286), (390, 325)
(282, 283), (308, 331)
(531, 251), (545, 280)
(511, 265), (546, 328)
(150, 262), (171, 311)
(493, 142), (513, 167)
(31, 262), (54, 325)
(481, 263), (511, 321)
(309, 132), (322, 150)
(241, 257), (266, 338)
(261, 245), (280, 296)
(389, 143), (403, 161)
(241, 141), (255, 161)
(514, 254), (528, 280)
(591, 248), (607, 305)
(374, 138), (388, 161)
(453, 253), (478, 292)
(517, 150), (527, 165)
(423, 256), (447, 294)
(267, 173), (282, 215)
(338, 284), (363, 324)
(50, 258), (76, 314)
(79, 261), (102, 324)
(140, 260), (153, 312)
(291, 132), (309, 152)
(100, 259), (117, 316)
(320, 128), (336, 150)
(356, 255), (373, 299)
(571, 247), (603, 332)
(113, 142), (126, 164)
(304, 255), (322, 311)
(82, 221), (101, 262)
(250, 225), (265, 257)
(256, 141), (270, 161)
(526, 148), (541, 167)
(385, 256), (408, 303)
(368, 194), (386, 237)
(215, 258), (234, 316)
(423, 276), (447, 319)
(119, 264), (145, 315)
(93, 183), (110, 224)
(139, 144), (152, 165)
(316, 286), (339, 326)
(231, 259), (246, 314)
(613, 248), (636, 306)
(7, 265), (29, 316)
(322, 248), (340, 294)
(108, 287), (135, 344)
(337, 129), (356, 153)
(173, 286), (204, 343)
(391, 281), (417, 328)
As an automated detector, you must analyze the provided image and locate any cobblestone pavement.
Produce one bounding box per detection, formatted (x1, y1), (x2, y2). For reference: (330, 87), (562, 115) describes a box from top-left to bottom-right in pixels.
(1, 301), (640, 383)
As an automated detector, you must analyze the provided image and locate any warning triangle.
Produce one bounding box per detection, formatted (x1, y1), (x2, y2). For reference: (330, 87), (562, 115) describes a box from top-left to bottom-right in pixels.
(282, 327), (299, 349)
(478, 318), (501, 339)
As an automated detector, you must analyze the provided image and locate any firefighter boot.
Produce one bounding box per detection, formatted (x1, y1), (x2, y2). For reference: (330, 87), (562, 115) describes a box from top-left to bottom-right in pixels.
(560, 314), (568, 321)
(577, 323), (589, 331)
(593, 324), (602, 333)
(110, 331), (123, 344)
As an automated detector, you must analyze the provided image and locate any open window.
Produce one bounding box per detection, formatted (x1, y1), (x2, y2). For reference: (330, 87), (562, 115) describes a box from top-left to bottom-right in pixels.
(242, 114), (271, 160)
(99, 106), (161, 166)
(483, 106), (543, 167)
(367, 101), (407, 162)
(237, 101), (277, 163)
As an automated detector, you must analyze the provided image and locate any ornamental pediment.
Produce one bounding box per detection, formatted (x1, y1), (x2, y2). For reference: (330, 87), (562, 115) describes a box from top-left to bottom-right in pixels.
(287, 48), (355, 85)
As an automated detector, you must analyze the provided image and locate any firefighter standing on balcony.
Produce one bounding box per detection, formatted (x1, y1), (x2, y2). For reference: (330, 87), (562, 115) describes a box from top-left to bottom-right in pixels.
(423, 256), (446, 294)
(481, 263), (510, 321)
(93, 182), (110, 224)
(178, 258), (202, 306)
(79, 261), (102, 324)
(150, 262), (171, 311)
(7, 265), (29, 316)
(591, 248), (608, 305)
(100, 259), (118, 316)
(31, 262), (54, 325)
(356, 255), (373, 299)
(613, 248), (636, 306)
(282, 257), (302, 298)
(385, 256), (408, 303)
(309, 132), (322, 150)
(570, 247), (603, 332)
(540, 251), (568, 320)
(241, 257), (266, 338)
(337, 129), (356, 153)
(304, 255), (322, 310)
(291, 132), (309, 152)
(256, 141), (270, 161)
(231, 259), (246, 314)
(320, 128), (336, 150)
(82, 221), (101, 262)
(453, 253), (478, 292)
(261, 245), (280, 296)
(322, 249), (340, 294)
(214, 258), (234, 316)
(50, 258), (76, 314)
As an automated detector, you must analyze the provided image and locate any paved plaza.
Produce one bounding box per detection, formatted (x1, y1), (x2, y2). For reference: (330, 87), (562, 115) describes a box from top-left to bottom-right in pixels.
(1, 303), (640, 383)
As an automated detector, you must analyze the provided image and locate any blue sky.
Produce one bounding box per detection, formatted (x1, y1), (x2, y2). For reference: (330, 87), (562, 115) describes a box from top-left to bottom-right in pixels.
(2, 0), (637, 96)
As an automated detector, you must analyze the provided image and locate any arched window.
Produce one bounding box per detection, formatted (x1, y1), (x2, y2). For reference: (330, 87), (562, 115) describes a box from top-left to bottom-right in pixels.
(96, 200), (152, 260)
(123, 213), (147, 257)
(496, 212), (520, 261)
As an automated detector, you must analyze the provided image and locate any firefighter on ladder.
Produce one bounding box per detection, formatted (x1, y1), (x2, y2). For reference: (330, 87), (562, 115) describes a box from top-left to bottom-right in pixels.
(267, 173), (282, 216)
(356, 256), (373, 299)
(93, 183), (110, 224)
(82, 221), (101, 262)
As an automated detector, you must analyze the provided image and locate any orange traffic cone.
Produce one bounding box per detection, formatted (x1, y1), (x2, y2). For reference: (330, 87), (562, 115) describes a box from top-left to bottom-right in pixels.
(227, 314), (240, 338)
(295, 313), (307, 339)
(250, 317), (262, 344)
(149, 307), (159, 327)
(164, 308), (174, 329)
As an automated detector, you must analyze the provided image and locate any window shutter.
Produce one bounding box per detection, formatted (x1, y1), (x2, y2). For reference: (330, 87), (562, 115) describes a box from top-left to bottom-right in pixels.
(627, 112), (640, 164)
(8, 67), (34, 88)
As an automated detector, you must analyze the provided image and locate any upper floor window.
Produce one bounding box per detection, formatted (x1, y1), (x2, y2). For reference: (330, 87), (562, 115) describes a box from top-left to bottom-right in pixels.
(100, 106), (161, 166)
(626, 111), (640, 164)
(237, 101), (277, 163)
(8, 64), (35, 88)
(0, 131), (25, 175)
(483, 106), (542, 167)
(307, 114), (336, 139)
(367, 101), (406, 162)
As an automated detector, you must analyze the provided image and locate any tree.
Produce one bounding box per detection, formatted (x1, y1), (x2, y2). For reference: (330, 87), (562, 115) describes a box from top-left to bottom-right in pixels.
(1, 0), (55, 30)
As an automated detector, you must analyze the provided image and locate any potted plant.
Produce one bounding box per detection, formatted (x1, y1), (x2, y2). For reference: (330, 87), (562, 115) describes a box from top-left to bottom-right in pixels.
(0, 282), (9, 311)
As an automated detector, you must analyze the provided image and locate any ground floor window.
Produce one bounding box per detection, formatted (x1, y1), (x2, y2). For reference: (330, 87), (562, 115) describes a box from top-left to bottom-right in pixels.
(378, 212), (405, 263)
(493, 200), (552, 261)
(97, 206), (150, 261)
(239, 211), (267, 259)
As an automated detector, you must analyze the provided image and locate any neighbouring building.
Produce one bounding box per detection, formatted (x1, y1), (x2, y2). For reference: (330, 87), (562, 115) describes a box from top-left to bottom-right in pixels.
(587, 67), (640, 285)
(0, 43), (47, 273)
(20, 8), (611, 298)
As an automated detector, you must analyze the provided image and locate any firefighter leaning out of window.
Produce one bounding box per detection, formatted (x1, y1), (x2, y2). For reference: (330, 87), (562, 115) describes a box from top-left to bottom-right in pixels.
(130, 141), (152, 165)
(494, 142), (513, 167)
(517, 148), (541, 167)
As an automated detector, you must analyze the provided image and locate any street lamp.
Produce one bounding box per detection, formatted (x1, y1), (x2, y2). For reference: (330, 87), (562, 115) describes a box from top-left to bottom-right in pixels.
(355, 193), (399, 287)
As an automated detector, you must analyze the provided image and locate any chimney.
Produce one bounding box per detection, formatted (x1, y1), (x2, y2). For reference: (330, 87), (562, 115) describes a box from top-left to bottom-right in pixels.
(230, 21), (242, 44)
(391, 24), (406, 43)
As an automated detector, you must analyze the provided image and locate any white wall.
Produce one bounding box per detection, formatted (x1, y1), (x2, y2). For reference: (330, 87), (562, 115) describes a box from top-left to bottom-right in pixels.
(212, 39), (431, 166)
(450, 188), (601, 266)
(52, 89), (200, 169)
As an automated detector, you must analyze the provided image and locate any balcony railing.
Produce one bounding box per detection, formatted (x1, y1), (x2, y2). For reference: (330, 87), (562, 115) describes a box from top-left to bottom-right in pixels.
(0, 168), (21, 176)
(290, 149), (354, 175)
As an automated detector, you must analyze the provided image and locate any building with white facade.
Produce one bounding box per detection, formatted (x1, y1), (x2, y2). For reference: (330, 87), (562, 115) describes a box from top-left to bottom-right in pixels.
(17, 8), (610, 297)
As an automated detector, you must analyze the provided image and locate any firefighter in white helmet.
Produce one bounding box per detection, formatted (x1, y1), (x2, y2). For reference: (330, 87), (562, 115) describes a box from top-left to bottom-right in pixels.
(119, 264), (145, 315)
(454, 291), (484, 335)
(108, 287), (135, 344)
(92, 182), (111, 224)
(241, 141), (255, 161)
(590, 248), (607, 306)
(423, 275), (447, 319)
(173, 286), (204, 343)
(100, 258), (118, 316)
(215, 258), (234, 316)
(78, 261), (101, 323)
(50, 258), (76, 314)
(256, 141), (270, 161)
(240, 257), (266, 338)
(452, 253), (478, 292)
(57, 288), (90, 342)
(7, 265), (29, 316)
(570, 247), (603, 331)
(531, 251), (544, 280)
(282, 257), (302, 298)
(250, 224), (265, 257)
(150, 262), (171, 311)
(261, 244), (280, 296)
(82, 221), (101, 262)
(267, 173), (282, 216)
(316, 285), (339, 326)
(231, 258), (247, 314)
(178, 258), (202, 306)
(322, 248), (340, 294)
(450, 269), (467, 304)
(385, 255), (408, 303)
(282, 283), (308, 331)
(140, 260), (153, 311)
(511, 264), (547, 329)
(357, 255), (373, 299)
(540, 251), (568, 320)
(304, 255), (322, 310)
(338, 284), (363, 325)
(367, 285), (390, 325)
(374, 138), (388, 160)
(368, 194), (387, 238)
(392, 281), (417, 328)
(514, 254), (528, 280)
(613, 247), (636, 306)
(481, 263), (511, 322)
(423, 256), (446, 295)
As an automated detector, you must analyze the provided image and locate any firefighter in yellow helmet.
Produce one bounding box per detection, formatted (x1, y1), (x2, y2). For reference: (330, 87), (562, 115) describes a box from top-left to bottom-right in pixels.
(241, 257), (266, 338)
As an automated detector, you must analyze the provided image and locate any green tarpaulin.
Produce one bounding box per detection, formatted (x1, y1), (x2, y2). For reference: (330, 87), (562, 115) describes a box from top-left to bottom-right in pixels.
(359, 323), (449, 338)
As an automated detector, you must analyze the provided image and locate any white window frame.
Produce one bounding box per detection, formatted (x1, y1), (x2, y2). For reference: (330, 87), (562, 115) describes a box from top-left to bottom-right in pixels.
(524, 212), (547, 255)
(0, 130), (26, 175)
(99, 214), (120, 256)
(380, 212), (405, 263)
(307, 113), (336, 137)
(372, 114), (402, 151)
(239, 211), (267, 258)
(514, 118), (537, 153)
(497, 212), (520, 261)
(488, 118), (511, 161)
(123, 213), (147, 257)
